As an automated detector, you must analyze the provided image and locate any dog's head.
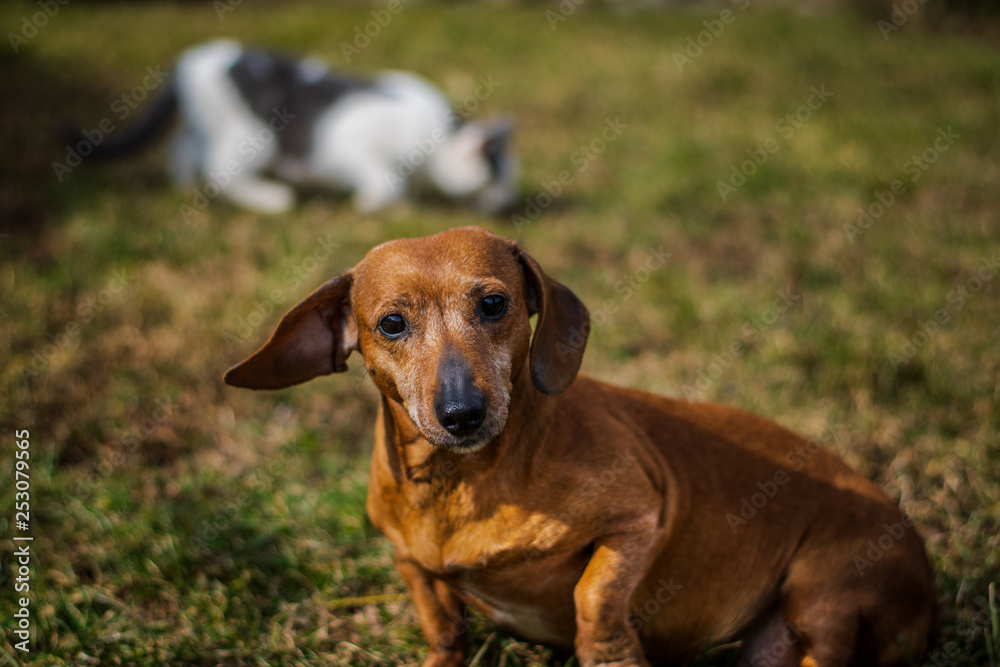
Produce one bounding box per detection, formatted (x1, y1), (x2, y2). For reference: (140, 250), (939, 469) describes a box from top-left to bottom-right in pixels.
(225, 226), (589, 451)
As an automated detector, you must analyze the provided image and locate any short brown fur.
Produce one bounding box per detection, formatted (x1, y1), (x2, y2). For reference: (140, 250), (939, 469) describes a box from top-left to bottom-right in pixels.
(226, 226), (935, 667)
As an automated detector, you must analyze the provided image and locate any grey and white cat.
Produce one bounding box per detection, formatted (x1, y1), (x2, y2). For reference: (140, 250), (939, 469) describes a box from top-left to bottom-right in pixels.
(73, 40), (517, 214)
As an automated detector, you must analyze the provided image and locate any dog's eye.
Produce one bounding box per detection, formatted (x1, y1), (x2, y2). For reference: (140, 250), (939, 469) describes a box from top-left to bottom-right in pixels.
(378, 314), (407, 338)
(479, 295), (507, 320)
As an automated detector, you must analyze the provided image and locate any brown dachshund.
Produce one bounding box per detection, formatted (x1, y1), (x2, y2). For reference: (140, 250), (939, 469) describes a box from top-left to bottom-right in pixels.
(225, 226), (935, 667)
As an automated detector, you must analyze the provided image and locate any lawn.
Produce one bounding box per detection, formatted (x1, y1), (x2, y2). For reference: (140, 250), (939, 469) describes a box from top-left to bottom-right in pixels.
(1, 1), (999, 665)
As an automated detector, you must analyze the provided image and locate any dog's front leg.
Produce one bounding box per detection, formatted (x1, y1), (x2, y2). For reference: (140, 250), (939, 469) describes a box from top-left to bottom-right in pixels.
(573, 533), (657, 667)
(397, 558), (467, 667)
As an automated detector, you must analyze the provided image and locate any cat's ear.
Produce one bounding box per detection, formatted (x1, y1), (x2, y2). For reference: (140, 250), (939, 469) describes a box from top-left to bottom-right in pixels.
(447, 117), (513, 158)
(469, 117), (517, 213)
(475, 117), (514, 160)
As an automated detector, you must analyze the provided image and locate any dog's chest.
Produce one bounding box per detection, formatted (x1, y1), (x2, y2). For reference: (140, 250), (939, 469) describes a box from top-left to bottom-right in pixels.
(404, 501), (573, 572)
(394, 500), (583, 645)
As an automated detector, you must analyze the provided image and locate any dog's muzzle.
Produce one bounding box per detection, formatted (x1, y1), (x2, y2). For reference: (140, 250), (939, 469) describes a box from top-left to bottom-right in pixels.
(433, 353), (488, 440)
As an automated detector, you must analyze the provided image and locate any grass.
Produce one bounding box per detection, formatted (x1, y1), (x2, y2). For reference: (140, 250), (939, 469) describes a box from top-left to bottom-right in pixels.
(1, 1), (999, 664)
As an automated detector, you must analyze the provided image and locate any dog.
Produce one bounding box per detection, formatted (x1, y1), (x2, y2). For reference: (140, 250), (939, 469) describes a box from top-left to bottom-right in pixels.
(225, 226), (936, 667)
(64, 40), (517, 214)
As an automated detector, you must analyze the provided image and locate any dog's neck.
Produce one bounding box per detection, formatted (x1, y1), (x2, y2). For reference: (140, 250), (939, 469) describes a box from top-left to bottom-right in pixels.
(378, 361), (555, 489)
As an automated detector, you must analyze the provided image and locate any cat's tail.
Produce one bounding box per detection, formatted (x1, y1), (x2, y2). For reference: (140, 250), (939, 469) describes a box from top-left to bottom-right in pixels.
(59, 76), (178, 158)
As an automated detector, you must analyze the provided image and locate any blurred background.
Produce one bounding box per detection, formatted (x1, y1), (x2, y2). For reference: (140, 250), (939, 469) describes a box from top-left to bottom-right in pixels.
(1, 0), (999, 664)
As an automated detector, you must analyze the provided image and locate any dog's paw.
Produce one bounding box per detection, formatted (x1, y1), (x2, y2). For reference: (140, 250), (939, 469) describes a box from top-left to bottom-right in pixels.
(577, 645), (651, 667)
(421, 650), (465, 667)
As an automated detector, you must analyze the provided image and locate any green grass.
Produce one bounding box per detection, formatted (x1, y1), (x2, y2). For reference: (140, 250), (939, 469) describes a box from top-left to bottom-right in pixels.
(2, 1), (999, 664)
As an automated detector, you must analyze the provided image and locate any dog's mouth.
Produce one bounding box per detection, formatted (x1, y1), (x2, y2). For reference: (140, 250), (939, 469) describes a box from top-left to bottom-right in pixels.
(418, 418), (504, 453)
(408, 401), (508, 453)
(433, 426), (502, 453)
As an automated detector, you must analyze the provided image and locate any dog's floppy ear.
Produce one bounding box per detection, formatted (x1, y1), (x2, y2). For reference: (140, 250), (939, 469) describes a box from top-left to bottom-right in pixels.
(224, 273), (357, 390)
(514, 246), (590, 396)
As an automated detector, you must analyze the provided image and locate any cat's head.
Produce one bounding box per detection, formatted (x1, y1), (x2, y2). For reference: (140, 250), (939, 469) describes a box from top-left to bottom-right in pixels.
(428, 118), (518, 214)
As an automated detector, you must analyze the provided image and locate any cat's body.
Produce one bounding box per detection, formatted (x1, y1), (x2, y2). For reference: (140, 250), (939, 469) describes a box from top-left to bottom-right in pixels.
(72, 40), (517, 213)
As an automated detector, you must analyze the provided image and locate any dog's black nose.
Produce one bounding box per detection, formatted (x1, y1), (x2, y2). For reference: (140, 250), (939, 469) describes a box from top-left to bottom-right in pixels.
(435, 393), (487, 437)
(434, 352), (487, 439)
